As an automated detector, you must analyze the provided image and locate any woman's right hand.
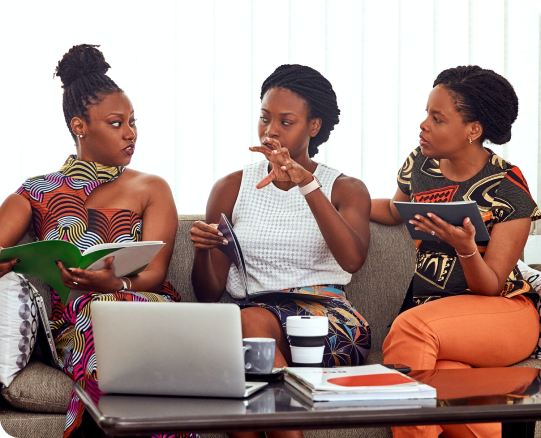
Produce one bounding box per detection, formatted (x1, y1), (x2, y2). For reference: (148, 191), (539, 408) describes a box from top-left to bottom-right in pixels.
(190, 221), (228, 251)
(0, 248), (20, 278)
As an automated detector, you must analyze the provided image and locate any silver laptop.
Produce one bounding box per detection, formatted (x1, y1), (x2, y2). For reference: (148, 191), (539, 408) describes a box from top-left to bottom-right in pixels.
(92, 301), (267, 398)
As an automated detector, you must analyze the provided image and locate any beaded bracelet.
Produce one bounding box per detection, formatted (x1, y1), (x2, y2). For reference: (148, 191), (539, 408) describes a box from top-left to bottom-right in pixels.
(456, 248), (478, 258)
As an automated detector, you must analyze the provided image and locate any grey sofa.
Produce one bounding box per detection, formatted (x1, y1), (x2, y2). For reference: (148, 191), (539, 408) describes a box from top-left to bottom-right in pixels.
(1, 215), (541, 438)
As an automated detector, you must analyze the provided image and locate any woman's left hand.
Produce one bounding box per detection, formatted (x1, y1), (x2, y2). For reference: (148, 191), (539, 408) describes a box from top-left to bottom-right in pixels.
(56, 256), (123, 294)
(410, 213), (478, 255)
(249, 137), (312, 189)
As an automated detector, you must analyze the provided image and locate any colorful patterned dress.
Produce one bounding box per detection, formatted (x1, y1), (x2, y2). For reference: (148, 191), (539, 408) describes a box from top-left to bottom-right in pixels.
(16, 156), (192, 438)
(240, 287), (370, 367)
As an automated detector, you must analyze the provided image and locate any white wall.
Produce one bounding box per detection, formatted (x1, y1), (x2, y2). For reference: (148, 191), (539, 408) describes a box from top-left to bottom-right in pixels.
(1, 0), (540, 213)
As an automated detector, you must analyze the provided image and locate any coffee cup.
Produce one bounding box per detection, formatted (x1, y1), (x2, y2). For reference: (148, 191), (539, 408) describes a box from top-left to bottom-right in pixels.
(243, 337), (275, 374)
(286, 316), (328, 367)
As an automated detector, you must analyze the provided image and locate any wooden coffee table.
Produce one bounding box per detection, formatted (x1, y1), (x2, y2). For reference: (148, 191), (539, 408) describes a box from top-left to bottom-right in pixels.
(74, 366), (541, 437)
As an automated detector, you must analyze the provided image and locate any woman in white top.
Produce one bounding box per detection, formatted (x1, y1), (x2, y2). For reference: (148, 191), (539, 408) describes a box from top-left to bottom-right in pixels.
(190, 66), (371, 437)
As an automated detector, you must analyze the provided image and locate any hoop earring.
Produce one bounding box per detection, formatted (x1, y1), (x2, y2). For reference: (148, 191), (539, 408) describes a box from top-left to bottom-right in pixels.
(468, 138), (472, 144)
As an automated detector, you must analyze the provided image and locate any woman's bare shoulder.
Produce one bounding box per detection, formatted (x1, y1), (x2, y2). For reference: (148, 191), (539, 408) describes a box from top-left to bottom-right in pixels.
(206, 170), (243, 223)
(333, 174), (370, 198)
(213, 170), (243, 193)
(121, 168), (170, 189)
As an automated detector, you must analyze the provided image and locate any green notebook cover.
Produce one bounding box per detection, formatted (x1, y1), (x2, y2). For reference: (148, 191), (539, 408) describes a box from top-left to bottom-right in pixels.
(0, 241), (119, 303)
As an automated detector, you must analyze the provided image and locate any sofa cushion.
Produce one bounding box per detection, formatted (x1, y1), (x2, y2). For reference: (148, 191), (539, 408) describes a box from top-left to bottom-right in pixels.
(1, 361), (72, 413)
(350, 223), (416, 351)
(0, 409), (66, 438)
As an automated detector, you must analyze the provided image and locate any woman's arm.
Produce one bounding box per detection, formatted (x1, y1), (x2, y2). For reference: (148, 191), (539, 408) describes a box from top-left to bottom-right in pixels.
(371, 188), (410, 225)
(412, 213), (531, 296)
(0, 194), (33, 277)
(191, 172), (242, 302)
(59, 175), (178, 293)
(304, 175), (370, 273)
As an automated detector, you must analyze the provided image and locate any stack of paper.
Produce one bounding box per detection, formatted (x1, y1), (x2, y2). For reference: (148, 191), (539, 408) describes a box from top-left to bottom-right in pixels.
(284, 365), (437, 404)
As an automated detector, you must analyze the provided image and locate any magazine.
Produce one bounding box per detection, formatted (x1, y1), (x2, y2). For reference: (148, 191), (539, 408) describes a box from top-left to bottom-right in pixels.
(393, 200), (490, 242)
(216, 214), (329, 301)
(287, 384), (437, 410)
(0, 241), (165, 303)
(284, 364), (437, 402)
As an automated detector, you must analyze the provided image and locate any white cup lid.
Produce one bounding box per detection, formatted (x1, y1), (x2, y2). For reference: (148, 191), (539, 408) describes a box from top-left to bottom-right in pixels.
(286, 316), (328, 336)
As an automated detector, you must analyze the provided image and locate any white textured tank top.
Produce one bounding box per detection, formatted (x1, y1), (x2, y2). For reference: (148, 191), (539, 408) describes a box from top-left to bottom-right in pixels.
(226, 160), (352, 298)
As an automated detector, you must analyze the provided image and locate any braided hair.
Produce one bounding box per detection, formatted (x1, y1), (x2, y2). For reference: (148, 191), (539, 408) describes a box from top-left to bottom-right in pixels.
(55, 44), (123, 141)
(433, 66), (518, 145)
(260, 64), (340, 158)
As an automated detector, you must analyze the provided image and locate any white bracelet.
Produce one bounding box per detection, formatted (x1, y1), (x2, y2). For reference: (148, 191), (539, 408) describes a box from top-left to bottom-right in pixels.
(118, 277), (128, 291)
(298, 176), (322, 196)
(456, 248), (478, 258)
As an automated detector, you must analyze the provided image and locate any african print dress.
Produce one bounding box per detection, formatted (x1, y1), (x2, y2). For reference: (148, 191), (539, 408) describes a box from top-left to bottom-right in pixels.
(16, 156), (191, 438)
(226, 160), (371, 366)
(397, 146), (541, 310)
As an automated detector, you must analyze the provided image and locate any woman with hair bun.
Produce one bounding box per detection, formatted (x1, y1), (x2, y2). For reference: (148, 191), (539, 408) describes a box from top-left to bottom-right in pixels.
(0, 44), (191, 437)
(372, 65), (541, 437)
(191, 64), (371, 432)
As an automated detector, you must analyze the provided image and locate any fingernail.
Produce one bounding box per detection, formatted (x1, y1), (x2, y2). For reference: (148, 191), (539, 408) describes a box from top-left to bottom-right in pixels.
(427, 213), (433, 218)
(409, 220), (414, 224)
(55, 260), (60, 265)
(68, 269), (74, 273)
(415, 215), (421, 220)
(273, 150), (277, 154)
(14, 259), (21, 264)
(223, 240), (228, 245)
(217, 231), (223, 236)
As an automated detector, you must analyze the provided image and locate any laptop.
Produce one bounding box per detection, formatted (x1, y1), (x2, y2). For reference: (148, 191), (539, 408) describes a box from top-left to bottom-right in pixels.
(92, 301), (267, 398)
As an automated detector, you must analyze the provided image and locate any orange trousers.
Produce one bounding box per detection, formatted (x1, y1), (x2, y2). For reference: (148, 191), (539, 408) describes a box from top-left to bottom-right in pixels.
(383, 294), (539, 438)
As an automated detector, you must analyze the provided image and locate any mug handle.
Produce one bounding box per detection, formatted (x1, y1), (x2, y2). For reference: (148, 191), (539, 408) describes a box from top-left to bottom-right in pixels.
(243, 345), (252, 370)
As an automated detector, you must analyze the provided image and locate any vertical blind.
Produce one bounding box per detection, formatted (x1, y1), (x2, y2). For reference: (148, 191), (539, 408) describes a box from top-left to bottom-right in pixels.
(0, 0), (539, 214)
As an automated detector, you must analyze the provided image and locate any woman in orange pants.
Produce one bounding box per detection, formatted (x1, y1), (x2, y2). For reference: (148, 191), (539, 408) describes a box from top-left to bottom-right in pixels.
(371, 65), (541, 438)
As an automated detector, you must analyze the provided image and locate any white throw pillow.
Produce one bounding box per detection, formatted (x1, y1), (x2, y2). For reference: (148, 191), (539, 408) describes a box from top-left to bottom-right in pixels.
(0, 272), (39, 387)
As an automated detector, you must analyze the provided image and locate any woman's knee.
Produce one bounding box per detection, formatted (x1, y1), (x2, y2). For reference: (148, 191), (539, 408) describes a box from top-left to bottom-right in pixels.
(387, 307), (429, 340)
(383, 307), (439, 368)
(240, 307), (282, 337)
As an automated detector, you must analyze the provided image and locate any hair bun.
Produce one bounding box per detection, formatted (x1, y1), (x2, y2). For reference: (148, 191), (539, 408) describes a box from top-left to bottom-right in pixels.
(55, 44), (111, 88)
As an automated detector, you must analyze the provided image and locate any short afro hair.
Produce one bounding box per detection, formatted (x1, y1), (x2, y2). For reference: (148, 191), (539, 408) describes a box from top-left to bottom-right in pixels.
(434, 65), (518, 145)
(260, 64), (340, 157)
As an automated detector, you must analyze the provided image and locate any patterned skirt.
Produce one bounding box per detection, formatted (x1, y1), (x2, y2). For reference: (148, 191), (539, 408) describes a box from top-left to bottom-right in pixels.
(237, 285), (371, 367)
(50, 290), (195, 438)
